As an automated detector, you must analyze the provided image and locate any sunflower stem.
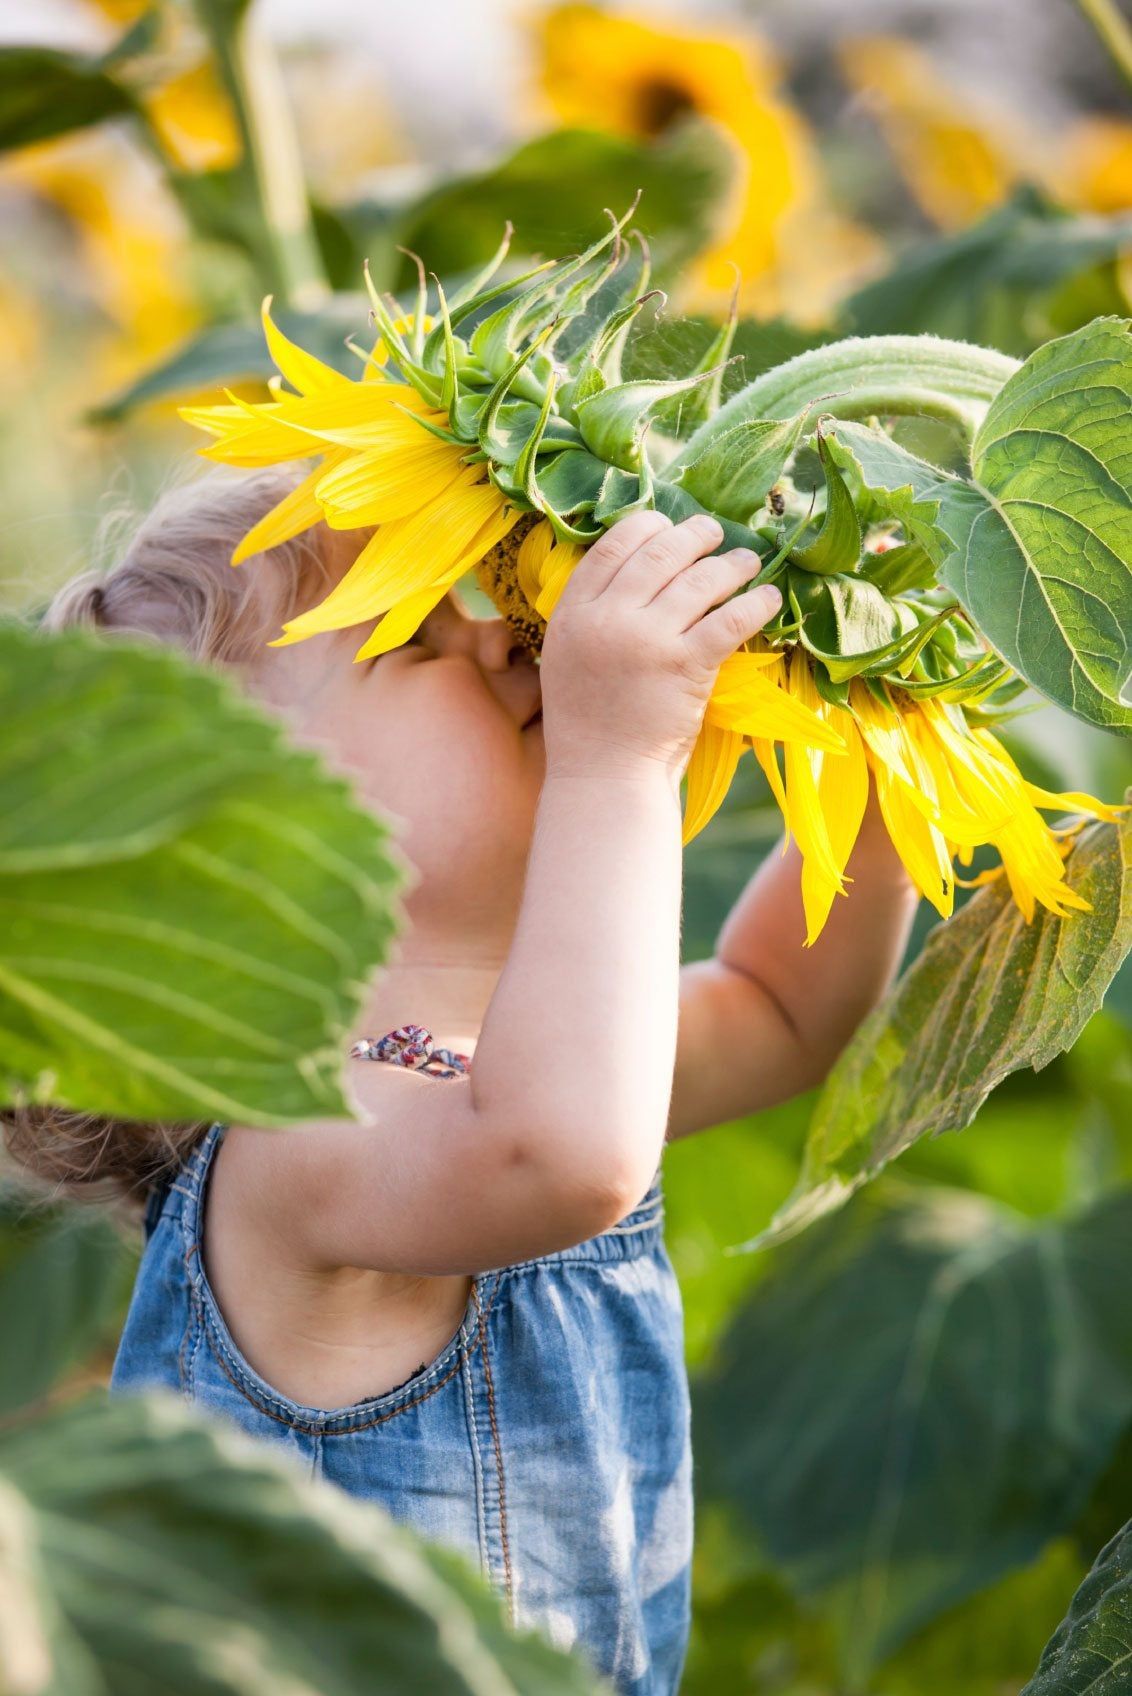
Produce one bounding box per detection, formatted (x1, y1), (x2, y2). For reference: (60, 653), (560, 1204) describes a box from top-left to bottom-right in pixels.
(192, 0), (330, 308)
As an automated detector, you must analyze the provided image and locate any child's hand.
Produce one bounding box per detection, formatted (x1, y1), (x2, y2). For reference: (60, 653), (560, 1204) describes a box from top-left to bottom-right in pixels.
(540, 511), (782, 783)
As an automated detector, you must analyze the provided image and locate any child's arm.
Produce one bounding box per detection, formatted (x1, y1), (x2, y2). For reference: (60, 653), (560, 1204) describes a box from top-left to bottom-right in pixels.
(235, 511), (782, 1275)
(668, 788), (919, 1139)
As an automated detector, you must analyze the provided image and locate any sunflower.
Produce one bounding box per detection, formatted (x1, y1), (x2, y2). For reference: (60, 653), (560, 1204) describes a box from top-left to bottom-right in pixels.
(841, 36), (1132, 229)
(181, 216), (1124, 946)
(535, 3), (876, 318)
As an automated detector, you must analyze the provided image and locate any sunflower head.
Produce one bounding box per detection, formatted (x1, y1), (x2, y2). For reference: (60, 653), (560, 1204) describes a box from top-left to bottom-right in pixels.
(179, 204), (1126, 943)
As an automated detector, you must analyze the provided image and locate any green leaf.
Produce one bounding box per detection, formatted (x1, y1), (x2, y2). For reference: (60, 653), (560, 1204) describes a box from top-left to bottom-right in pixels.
(758, 806), (1132, 1248)
(0, 45), (136, 153)
(695, 1183), (1132, 1682)
(957, 317), (1132, 731)
(843, 188), (1132, 356)
(0, 1392), (606, 1695)
(0, 626), (401, 1126)
(1023, 1520), (1132, 1695)
(0, 1195), (133, 1417)
(396, 121), (734, 287)
(674, 414), (804, 523)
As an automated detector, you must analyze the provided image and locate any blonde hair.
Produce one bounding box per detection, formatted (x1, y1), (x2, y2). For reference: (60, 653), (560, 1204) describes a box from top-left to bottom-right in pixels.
(3, 465), (337, 1205)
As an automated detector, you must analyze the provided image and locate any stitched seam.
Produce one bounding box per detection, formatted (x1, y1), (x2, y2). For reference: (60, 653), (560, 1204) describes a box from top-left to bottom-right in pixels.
(462, 1344), (491, 1580)
(473, 1279), (514, 1620)
(204, 1272), (503, 1435)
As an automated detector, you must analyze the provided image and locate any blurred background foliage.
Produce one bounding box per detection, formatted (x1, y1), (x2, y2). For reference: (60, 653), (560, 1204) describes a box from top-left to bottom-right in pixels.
(1, 1), (1131, 1691)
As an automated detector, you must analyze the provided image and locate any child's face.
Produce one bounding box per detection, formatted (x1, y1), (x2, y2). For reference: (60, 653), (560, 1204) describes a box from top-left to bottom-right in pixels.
(257, 590), (545, 943)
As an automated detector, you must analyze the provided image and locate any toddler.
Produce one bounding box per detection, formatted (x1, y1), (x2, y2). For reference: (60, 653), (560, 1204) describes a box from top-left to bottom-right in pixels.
(8, 466), (918, 1695)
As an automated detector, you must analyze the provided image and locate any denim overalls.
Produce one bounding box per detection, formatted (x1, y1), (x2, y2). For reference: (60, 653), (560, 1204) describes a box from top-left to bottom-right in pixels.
(111, 1124), (693, 1695)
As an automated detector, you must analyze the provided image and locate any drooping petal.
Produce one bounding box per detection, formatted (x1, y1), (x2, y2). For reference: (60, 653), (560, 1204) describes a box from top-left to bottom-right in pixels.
(751, 736), (791, 852)
(707, 658), (846, 751)
(534, 541), (586, 619)
(314, 437), (469, 528)
(516, 520), (557, 607)
(351, 579), (454, 660)
(270, 467), (507, 643)
(231, 449), (350, 565)
(780, 652), (849, 937)
(682, 719), (745, 844)
(262, 297), (351, 396)
(801, 703), (871, 943)
(351, 502), (522, 660)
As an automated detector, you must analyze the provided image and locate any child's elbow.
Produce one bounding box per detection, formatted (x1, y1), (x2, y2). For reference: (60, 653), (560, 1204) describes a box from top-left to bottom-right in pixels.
(496, 1122), (659, 1244)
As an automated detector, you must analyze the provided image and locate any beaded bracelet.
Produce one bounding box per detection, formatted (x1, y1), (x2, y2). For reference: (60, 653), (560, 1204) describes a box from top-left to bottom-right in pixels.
(350, 1023), (471, 1079)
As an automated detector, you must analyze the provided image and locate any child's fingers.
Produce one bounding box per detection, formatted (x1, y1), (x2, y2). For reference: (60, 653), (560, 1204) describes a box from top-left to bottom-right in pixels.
(686, 583), (784, 671)
(650, 546), (763, 629)
(564, 511), (673, 602)
(605, 514), (724, 604)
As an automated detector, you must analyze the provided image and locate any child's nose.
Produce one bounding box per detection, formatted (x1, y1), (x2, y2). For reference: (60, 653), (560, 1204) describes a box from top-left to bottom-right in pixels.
(473, 617), (527, 674)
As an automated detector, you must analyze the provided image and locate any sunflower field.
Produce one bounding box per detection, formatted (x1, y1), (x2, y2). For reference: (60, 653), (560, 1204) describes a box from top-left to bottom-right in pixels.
(1, 2), (1131, 1693)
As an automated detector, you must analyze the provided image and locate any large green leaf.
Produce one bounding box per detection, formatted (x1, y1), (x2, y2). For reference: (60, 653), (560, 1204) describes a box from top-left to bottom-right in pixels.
(756, 807), (1132, 1248)
(0, 1195), (133, 1418)
(842, 188), (1132, 356)
(1023, 1520), (1132, 1695)
(0, 625), (401, 1125)
(695, 1184), (1132, 1682)
(0, 1392), (605, 1695)
(959, 317), (1132, 730)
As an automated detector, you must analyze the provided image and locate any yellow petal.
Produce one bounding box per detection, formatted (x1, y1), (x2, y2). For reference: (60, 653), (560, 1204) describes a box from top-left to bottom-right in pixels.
(271, 467), (505, 643)
(351, 579), (453, 660)
(706, 661), (846, 752)
(231, 449), (350, 565)
(516, 519), (557, 606)
(315, 438), (467, 527)
(682, 719), (745, 844)
(534, 542), (586, 619)
(262, 297), (351, 397)
(752, 736), (792, 853)
(801, 705), (870, 944)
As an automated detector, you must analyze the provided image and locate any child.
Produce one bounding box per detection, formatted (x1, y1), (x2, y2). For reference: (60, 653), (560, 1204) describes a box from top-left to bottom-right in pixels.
(8, 466), (918, 1695)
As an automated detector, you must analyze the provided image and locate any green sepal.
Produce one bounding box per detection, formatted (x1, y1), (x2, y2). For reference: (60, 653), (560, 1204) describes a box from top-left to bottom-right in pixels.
(790, 433), (862, 575)
(788, 569), (949, 683)
(859, 538), (937, 595)
(592, 450), (656, 524)
(813, 664), (851, 708)
(468, 202), (637, 382)
(575, 367), (727, 472)
(674, 412), (806, 523)
(434, 277), (460, 417)
(515, 373), (559, 505)
(476, 326), (555, 460)
(674, 276), (739, 434)
(898, 653), (1018, 703)
(649, 478), (768, 559)
(362, 262), (442, 404)
(530, 449), (606, 540)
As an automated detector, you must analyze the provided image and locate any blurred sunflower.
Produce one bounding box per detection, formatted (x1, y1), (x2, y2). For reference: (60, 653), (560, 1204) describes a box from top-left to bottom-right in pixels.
(842, 35), (1132, 226)
(92, 0), (242, 172)
(535, 2), (876, 319)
